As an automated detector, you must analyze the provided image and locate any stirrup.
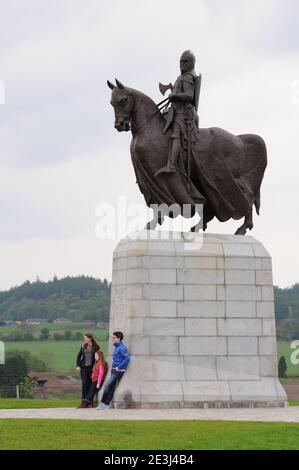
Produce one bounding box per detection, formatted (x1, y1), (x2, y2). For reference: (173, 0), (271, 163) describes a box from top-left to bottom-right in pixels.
(154, 165), (176, 176)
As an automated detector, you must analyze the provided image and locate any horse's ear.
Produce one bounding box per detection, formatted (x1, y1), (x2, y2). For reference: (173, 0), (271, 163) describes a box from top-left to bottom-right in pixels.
(107, 80), (115, 90)
(115, 78), (125, 89)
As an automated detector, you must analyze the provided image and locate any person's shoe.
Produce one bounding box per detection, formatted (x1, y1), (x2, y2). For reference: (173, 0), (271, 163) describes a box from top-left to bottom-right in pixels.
(77, 399), (85, 409)
(96, 402), (110, 410)
(81, 399), (91, 409)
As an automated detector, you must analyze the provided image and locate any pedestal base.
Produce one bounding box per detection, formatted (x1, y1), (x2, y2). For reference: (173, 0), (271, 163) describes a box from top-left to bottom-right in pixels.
(108, 231), (287, 408)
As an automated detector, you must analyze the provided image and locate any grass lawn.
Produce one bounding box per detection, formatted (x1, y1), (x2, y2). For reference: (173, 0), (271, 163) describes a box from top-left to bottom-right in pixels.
(0, 419), (299, 450)
(0, 398), (78, 409)
(4, 338), (108, 371)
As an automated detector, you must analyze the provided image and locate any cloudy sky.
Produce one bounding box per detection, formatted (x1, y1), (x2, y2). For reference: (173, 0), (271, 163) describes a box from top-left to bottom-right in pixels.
(0, 0), (298, 290)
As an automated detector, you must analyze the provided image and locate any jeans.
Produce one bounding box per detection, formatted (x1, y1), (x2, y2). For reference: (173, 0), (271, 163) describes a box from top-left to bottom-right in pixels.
(85, 381), (98, 403)
(80, 366), (93, 399)
(101, 369), (124, 405)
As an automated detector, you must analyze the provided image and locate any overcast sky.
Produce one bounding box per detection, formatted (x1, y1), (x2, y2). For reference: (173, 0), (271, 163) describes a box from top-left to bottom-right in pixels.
(0, 0), (298, 290)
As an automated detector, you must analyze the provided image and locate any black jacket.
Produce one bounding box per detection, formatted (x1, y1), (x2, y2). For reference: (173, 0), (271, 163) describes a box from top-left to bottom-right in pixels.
(76, 345), (99, 368)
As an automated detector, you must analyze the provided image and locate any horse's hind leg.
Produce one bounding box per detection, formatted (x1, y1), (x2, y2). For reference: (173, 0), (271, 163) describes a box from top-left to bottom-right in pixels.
(235, 207), (253, 235)
(145, 206), (165, 230)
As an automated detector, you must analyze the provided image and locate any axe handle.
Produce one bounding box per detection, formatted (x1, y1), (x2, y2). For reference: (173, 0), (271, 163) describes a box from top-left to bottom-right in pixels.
(157, 97), (170, 108)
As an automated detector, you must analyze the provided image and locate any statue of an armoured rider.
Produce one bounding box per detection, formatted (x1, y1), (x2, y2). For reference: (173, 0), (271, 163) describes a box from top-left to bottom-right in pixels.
(155, 50), (201, 176)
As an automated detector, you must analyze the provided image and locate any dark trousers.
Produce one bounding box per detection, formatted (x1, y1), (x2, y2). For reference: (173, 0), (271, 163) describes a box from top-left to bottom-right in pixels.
(85, 381), (98, 403)
(80, 366), (93, 399)
(101, 370), (124, 405)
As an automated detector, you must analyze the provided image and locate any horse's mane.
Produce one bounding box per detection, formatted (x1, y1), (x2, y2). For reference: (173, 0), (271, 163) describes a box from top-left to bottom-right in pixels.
(127, 87), (158, 110)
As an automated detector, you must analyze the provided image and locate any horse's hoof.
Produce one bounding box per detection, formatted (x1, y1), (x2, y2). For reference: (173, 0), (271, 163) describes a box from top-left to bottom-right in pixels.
(235, 227), (246, 235)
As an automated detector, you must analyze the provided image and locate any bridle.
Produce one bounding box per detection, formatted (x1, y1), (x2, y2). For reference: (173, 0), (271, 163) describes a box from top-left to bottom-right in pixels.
(116, 94), (170, 132)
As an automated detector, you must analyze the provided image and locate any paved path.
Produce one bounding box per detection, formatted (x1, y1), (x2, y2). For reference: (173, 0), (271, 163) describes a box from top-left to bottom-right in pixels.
(1, 407), (299, 423)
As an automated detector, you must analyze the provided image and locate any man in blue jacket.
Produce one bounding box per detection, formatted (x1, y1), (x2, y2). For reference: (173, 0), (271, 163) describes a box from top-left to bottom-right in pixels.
(97, 331), (130, 410)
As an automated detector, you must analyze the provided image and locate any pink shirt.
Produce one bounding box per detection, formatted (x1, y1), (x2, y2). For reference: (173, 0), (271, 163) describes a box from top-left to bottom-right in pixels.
(91, 362), (105, 386)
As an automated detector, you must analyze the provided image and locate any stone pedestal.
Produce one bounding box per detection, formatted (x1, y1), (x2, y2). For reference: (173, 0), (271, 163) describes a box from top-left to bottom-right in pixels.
(108, 231), (287, 408)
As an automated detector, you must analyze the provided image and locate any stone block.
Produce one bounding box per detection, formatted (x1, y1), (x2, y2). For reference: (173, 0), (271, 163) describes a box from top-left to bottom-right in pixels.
(179, 337), (227, 356)
(127, 300), (149, 317)
(140, 381), (183, 403)
(253, 244), (270, 257)
(149, 268), (177, 284)
(190, 243), (223, 256)
(178, 300), (225, 317)
(256, 270), (273, 286)
(225, 300), (256, 318)
(143, 256), (183, 269)
(144, 284), (183, 300)
(256, 301), (275, 318)
(260, 356), (278, 377)
(222, 257), (262, 270)
(177, 269), (224, 284)
(147, 241), (176, 255)
(185, 318), (217, 336)
(149, 300), (177, 317)
(126, 285), (143, 300)
(184, 256), (217, 269)
(224, 285), (261, 301)
(217, 356), (260, 380)
(262, 286), (274, 301)
(261, 258), (272, 270)
(223, 244), (254, 257)
(112, 270), (127, 285)
(143, 318), (184, 336)
(228, 337), (258, 355)
(259, 337), (277, 356)
(126, 268), (149, 284)
(139, 356), (185, 381)
(183, 285), (216, 300)
(126, 318), (144, 335)
(128, 335), (150, 355)
(182, 381), (231, 401)
(229, 378), (285, 401)
(184, 357), (217, 380)
(263, 319), (276, 336)
(127, 256), (143, 268)
(218, 318), (262, 336)
(225, 270), (255, 285)
(113, 257), (127, 271)
(150, 336), (179, 356)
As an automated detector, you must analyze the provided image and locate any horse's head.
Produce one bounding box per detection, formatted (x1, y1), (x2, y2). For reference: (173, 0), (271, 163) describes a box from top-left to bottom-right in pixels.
(107, 78), (134, 132)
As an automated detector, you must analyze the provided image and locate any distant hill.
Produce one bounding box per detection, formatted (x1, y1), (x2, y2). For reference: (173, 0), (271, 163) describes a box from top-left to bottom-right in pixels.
(0, 277), (298, 338)
(0, 276), (111, 323)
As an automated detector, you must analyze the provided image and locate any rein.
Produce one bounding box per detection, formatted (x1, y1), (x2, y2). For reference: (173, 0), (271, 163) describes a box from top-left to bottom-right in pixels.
(132, 97), (169, 132)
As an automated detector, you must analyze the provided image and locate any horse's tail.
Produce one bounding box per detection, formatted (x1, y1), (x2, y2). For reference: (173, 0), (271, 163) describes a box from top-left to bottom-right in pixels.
(254, 189), (260, 215)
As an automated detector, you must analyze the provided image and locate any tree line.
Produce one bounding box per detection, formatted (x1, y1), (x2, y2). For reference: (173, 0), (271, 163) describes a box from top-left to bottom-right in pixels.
(0, 275), (111, 323)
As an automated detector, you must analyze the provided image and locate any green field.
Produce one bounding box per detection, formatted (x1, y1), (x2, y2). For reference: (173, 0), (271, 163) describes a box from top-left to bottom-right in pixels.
(1, 326), (298, 376)
(4, 337), (108, 372)
(277, 341), (299, 376)
(0, 419), (299, 450)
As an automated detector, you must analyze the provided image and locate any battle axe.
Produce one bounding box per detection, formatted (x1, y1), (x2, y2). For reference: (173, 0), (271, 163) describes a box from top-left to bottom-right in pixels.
(159, 82), (173, 96)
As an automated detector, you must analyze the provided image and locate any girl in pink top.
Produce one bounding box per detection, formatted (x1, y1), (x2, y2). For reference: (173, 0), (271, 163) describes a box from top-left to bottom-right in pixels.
(81, 351), (108, 408)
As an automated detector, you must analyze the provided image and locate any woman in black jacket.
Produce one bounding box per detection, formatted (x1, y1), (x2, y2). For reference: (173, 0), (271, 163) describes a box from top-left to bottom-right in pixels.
(76, 333), (100, 408)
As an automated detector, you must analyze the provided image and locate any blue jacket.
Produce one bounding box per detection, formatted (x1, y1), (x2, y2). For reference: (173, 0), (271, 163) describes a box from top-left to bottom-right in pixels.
(112, 341), (130, 370)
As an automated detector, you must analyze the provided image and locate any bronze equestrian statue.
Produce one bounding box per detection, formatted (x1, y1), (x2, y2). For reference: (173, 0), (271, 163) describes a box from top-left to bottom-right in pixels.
(107, 50), (267, 235)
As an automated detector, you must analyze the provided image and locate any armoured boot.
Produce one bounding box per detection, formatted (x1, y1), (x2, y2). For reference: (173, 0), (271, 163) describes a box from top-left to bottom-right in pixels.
(155, 139), (181, 176)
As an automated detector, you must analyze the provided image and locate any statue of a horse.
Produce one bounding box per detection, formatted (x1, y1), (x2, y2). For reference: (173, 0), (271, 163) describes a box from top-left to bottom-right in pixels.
(107, 78), (267, 234)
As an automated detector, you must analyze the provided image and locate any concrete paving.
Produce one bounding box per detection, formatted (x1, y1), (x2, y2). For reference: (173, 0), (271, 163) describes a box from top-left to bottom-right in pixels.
(1, 407), (299, 423)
